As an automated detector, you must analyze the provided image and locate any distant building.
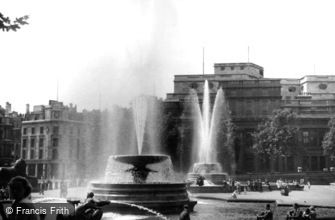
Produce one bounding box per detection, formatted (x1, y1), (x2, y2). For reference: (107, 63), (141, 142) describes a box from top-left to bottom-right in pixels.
(21, 100), (86, 179)
(0, 102), (22, 166)
(281, 75), (335, 172)
(165, 62), (335, 174)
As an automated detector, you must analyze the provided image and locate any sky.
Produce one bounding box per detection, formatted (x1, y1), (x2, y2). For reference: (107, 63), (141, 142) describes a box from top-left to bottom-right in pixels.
(1, 0), (335, 112)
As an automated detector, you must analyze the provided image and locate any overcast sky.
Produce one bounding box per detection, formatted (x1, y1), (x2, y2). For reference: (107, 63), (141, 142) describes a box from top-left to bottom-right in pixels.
(1, 0), (335, 112)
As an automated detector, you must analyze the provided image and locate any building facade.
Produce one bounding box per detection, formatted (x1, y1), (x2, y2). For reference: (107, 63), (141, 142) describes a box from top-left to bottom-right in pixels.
(165, 62), (335, 174)
(21, 100), (87, 179)
(0, 102), (22, 166)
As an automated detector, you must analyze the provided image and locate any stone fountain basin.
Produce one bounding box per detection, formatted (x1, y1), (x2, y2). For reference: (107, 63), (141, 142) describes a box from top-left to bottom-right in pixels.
(90, 182), (193, 214)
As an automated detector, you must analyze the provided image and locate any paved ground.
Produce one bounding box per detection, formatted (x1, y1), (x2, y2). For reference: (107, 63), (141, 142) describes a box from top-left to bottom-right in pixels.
(190, 185), (335, 207)
(28, 185), (335, 220)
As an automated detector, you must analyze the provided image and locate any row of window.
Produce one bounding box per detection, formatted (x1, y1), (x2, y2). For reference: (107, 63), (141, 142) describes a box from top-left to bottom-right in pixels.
(220, 66), (245, 71)
(0, 128), (13, 139)
(22, 138), (58, 148)
(23, 126), (57, 135)
(23, 126), (80, 135)
(231, 110), (269, 116)
(22, 148), (58, 160)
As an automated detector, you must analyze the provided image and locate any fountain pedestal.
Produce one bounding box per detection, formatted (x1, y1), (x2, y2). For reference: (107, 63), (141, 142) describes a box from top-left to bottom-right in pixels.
(90, 154), (196, 214)
(188, 162), (228, 185)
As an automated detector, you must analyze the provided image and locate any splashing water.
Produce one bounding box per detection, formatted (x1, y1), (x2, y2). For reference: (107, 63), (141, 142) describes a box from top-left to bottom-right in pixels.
(108, 200), (168, 220)
(33, 198), (167, 220)
(32, 197), (68, 203)
(191, 80), (225, 163)
(131, 96), (148, 155)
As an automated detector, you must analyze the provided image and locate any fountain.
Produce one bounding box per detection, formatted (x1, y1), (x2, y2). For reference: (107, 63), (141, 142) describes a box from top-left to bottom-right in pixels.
(90, 96), (196, 214)
(187, 80), (229, 189)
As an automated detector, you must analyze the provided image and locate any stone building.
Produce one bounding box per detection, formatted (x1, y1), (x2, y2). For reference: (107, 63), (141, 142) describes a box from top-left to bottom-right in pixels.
(0, 102), (22, 166)
(21, 100), (87, 179)
(165, 62), (335, 174)
(281, 75), (335, 172)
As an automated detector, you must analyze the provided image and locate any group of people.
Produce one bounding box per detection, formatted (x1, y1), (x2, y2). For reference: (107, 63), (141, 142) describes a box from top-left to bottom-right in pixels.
(286, 203), (317, 220)
(246, 179), (265, 192)
(38, 177), (49, 195)
(256, 203), (317, 220)
(276, 179), (307, 189)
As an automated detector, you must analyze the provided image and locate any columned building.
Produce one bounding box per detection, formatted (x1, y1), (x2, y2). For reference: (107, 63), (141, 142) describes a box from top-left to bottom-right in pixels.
(165, 62), (335, 174)
(281, 76), (335, 172)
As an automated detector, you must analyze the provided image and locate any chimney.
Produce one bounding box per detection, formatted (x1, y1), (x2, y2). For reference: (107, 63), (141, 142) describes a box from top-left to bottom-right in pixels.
(26, 104), (30, 114)
(5, 102), (11, 115)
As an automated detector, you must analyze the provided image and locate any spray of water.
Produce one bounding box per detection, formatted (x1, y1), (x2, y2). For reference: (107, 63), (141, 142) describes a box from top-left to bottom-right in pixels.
(131, 96), (148, 155)
(207, 88), (224, 162)
(191, 80), (226, 164)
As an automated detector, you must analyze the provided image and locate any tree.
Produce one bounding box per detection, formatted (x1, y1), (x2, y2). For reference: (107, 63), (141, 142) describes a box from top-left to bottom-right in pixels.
(217, 117), (236, 174)
(0, 12), (29, 31)
(252, 109), (299, 167)
(322, 117), (335, 158)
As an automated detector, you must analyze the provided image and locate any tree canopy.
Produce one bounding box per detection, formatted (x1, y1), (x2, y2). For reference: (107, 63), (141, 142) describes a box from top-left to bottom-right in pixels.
(322, 117), (335, 157)
(0, 12), (29, 32)
(252, 109), (299, 158)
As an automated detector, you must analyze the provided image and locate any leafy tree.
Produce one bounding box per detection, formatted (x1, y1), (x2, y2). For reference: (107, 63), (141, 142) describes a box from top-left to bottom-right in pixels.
(322, 117), (335, 158)
(252, 109), (299, 162)
(0, 12), (29, 31)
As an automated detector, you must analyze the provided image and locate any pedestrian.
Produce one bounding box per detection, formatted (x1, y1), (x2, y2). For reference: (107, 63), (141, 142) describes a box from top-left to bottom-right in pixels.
(63, 182), (68, 198)
(259, 179), (263, 192)
(179, 204), (190, 220)
(60, 181), (67, 198)
(247, 180), (251, 191)
(39, 176), (44, 195)
(251, 180), (255, 191)
(231, 190), (238, 199)
(196, 175), (205, 186)
(257, 203), (273, 220)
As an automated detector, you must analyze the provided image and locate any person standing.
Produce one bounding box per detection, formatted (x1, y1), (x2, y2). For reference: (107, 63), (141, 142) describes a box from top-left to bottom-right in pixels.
(179, 205), (190, 220)
(39, 176), (44, 195)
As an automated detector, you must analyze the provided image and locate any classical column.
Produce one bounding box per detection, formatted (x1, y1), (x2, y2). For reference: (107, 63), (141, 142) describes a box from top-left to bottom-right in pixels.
(278, 156), (283, 172)
(34, 164), (38, 177)
(254, 153), (259, 173)
(317, 156), (321, 171)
